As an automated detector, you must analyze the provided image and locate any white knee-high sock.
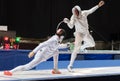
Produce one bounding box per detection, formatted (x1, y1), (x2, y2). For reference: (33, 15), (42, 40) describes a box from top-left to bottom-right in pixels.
(53, 54), (58, 69)
(69, 52), (77, 67)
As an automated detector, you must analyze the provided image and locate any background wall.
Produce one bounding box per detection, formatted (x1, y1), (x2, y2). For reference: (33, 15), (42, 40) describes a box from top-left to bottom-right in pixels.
(0, 0), (119, 41)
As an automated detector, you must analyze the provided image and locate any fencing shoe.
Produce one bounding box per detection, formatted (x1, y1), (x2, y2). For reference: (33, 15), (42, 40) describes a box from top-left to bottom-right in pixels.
(67, 65), (74, 72)
(4, 71), (12, 76)
(52, 69), (61, 74)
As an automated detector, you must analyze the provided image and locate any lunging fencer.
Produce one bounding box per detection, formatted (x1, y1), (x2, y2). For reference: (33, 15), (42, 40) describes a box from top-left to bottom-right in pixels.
(63, 1), (105, 72)
(4, 28), (66, 76)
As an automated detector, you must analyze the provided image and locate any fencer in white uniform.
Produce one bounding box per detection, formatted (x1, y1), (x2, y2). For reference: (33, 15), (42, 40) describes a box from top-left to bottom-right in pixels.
(4, 28), (65, 76)
(63, 1), (105, 72)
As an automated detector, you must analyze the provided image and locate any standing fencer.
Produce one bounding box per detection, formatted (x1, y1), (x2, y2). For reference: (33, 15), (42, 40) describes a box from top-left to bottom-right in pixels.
(63, 1), (105, 72)
(4, 28), (66, 76)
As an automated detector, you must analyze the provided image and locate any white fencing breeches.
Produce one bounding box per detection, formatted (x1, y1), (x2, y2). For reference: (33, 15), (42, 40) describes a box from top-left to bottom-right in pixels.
(80, 33), (95, 50)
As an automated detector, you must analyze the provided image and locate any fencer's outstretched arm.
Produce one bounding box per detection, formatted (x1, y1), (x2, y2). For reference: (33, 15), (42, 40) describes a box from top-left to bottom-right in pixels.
(83, 0), (105, 15)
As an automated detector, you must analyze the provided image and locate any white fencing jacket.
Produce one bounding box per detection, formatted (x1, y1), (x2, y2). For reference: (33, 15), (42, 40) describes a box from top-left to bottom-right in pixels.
(32, 35), (63, 59)
(67, 5), (99, 35)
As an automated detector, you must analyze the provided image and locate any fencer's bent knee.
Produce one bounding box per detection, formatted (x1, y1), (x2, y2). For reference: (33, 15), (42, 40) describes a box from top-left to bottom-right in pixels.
(90, 41), (95, 47)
